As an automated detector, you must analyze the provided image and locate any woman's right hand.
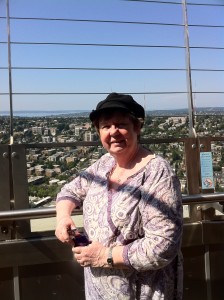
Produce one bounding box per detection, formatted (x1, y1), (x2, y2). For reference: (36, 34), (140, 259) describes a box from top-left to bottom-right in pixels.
(55, 216), (76, 244)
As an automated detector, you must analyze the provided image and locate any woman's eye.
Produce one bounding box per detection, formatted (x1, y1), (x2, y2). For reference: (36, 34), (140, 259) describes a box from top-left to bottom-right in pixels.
(100, 123), (127, 130)
(118, 123), (127, 128)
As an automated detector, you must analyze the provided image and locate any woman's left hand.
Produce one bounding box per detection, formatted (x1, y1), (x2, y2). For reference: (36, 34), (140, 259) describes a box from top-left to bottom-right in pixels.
(72, 241), (108, 268)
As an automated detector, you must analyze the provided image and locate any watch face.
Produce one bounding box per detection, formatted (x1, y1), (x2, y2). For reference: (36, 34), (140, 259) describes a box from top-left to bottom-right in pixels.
(107, 258), (112, 264)
(107, 247), (113, 267)
(107, 257), (113, 267)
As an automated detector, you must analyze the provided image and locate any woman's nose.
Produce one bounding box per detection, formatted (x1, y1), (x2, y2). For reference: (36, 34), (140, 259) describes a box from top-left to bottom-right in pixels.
(110, 125), (119, 135)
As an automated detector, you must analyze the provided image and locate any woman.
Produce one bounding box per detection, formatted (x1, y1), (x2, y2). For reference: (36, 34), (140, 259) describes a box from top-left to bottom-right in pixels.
(55, 93), (183, 300)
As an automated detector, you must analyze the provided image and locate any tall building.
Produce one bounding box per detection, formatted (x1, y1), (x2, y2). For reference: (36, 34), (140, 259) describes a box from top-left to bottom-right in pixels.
(32, 126), (43, 135)
(84, 131), (97, 142)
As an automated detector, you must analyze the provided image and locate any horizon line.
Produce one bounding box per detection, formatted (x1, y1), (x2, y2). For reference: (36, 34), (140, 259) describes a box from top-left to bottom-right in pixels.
(2, 106), (224, 112)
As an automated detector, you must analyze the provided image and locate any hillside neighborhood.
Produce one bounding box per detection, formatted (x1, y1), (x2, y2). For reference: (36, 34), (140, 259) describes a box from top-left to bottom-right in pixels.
(1, 111), (224, 206)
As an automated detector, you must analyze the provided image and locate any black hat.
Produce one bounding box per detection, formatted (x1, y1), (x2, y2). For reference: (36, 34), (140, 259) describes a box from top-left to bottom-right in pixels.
(89, 93), (145, 122)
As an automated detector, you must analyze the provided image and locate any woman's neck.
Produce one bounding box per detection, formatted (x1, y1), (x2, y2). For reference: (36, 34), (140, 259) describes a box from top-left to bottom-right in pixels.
(113, 144), (141, 169)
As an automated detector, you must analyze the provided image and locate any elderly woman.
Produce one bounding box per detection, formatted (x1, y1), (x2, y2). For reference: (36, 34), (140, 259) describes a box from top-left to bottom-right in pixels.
(55, 93), (183, 300)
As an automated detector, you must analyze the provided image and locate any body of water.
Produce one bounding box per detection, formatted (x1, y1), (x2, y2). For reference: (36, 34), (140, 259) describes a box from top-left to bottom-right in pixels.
(0, 110), (89, 117)
(1, 107), (224, 118)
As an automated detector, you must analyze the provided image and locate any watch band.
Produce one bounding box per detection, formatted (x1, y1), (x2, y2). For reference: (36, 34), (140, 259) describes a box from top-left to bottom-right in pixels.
(107, 247), (114, 267)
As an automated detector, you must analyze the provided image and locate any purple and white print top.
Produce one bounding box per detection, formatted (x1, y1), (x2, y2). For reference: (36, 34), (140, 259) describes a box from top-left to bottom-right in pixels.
(56, 153), (183, 300)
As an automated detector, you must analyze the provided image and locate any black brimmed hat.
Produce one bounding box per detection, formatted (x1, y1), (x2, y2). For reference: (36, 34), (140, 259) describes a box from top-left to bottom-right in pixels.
(89, 93), (145, 122)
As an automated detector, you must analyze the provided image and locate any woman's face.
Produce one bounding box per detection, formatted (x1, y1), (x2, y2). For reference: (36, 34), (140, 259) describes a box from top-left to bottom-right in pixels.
(98, 111), (141, 156)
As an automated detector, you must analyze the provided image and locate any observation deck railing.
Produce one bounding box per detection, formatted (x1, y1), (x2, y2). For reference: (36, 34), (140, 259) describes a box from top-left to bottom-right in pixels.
(1, 136), (224, 300)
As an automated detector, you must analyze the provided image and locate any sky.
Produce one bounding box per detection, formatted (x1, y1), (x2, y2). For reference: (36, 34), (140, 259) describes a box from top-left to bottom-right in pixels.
(0, 0), (223, 112)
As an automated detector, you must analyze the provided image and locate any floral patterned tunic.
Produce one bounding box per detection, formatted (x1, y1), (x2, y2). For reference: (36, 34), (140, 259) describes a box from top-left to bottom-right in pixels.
(56, 153), (183, 300)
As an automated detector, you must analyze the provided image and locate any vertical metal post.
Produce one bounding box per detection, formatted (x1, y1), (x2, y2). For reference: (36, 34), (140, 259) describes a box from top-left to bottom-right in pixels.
(11, 144), (31, 238)
(182, 0), (197, 138)
(6, 0), (14, 145)
(13, 266), (21, 300)
(204, 245), (212, 300)
(0, 145), (12, 241)
(184, 138), (200, 195)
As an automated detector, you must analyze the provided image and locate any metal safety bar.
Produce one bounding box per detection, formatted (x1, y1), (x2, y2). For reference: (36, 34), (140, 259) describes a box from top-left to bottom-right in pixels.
(0, 207), (82, 221)
(0, 193), (223, 222)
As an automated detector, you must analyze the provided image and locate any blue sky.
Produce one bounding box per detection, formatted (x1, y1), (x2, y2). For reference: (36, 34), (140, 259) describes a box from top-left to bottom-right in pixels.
(0, 0), (223, 112)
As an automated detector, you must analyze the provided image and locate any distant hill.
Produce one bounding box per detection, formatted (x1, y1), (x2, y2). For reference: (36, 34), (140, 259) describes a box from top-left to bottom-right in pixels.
(147, 107), (224, 116)
(2, 107), (223, 118)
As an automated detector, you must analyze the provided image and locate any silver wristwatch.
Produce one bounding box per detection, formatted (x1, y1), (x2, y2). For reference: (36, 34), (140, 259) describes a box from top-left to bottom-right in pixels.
(107, 247), (114, 267)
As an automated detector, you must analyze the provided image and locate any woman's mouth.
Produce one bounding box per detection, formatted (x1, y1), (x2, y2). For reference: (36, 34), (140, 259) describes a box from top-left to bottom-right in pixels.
(110, 140), (124, 145)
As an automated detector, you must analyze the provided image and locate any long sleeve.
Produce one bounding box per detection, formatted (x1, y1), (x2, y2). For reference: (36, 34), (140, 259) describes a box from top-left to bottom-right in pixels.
(56, 153), (114, 207)
(56, 161), (96, 207)
(123, 157), (183, 272)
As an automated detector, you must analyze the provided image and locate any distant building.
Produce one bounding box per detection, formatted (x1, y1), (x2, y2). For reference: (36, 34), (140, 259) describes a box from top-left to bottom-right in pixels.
(83, 123), (91, 130)
(44, 128), (50, 136)
(69, 123), (76, 129)
(35, 166), (45, 176)
(29, 149), (41, 155)
(34, 164), (45, 170)
(49, 179), (60, 185)
(57, 180), (67, 186)
(42, 136), (52, 143)
(45, 169), (55, 177)
(48, 153), (60, 162)
(179, 179), (187, 192)
(50, 127), (57, 136)
(75, 126), (83, 136)
(59, 155), (69, 162)
(167, 117), (187, 126)
(32, 126), (43, 135)
(46, 149), (56, 155)
(27, 161), (34, 168)
(66, 156), (75, 164)
(66, 138), (77, 142)
(28, 176), (44, 185)
(31, 154), (41, 161)
(53, 166), (62, 174)
(32, 196), (52, 208)
(84, 131), (97, 142)
(27, 167), (35, 176)
(57, 136), (66, 143)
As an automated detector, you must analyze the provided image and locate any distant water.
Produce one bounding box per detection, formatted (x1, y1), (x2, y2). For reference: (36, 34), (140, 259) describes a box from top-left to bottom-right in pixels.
(0, 110), (89, 117)
(1, 107), (224, 118)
